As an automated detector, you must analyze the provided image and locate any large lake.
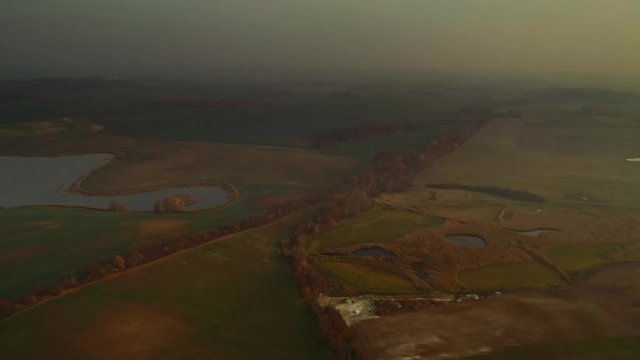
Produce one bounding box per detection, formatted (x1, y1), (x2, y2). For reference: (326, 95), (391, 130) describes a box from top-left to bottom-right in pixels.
(0, 154), (228, 212)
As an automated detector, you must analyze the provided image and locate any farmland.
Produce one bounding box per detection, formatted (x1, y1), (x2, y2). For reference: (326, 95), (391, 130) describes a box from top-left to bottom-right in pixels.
(0, 80), (465, 309)
(2, 78), (640, 359)
(414, 110), (640, 209)
(0, 183), (296, 300)
(313, 260), (417, 294)
(458, 261), (566, 291)
(0, 79), (481, 359)
(80, 141), (358, 192)
(293, 87), (640, 358)
(4, 1), (640, 358)
(358, 103), (640, 292)
(0, 212), (329, 359)
(306, 206), (442, 253)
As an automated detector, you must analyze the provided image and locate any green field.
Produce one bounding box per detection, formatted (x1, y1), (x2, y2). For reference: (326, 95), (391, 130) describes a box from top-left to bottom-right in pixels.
(313, 259), (416, 294)
(6, 79), (640, 358)
(545, 243), (620, 274)
(306, 206), (442, 253)
(0, 183), (296, 300)
(0, 213), (329, 359)
(458, 261), (566, 291)
(415, 113), (640, 209)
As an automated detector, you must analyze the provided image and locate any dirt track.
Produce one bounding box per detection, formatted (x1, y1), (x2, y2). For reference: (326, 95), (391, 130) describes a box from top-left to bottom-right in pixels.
(354, 262), (640, 359)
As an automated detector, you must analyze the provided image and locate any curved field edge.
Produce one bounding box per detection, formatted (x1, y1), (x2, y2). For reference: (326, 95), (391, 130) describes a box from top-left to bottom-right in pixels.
(68, 150), (238, 204)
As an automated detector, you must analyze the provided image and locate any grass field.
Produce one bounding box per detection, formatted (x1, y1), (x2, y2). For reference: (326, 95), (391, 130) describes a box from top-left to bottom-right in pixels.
(0, 207), (152, 299)
(414, 111), (640, 209)
(306, 206), (442, 253)
(545, 243), (621, 274)
(458, 261), (566, 291)
(0, 183), (297, 300)
(5, 79), (639, 357)
(0, 117), (359, 300)
(0, 213), (329, 359)
(0, 116), (357, 302)
(80, 141), (358, 191)
(312, 260), (416, 294)
(306, 103), (640, 297)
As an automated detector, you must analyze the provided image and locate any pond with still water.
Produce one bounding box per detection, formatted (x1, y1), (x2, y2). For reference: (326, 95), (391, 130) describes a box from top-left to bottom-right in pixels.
(512, 229), (556, 237)
(0, 154), (228, 212)
(446, 234), (486, 247)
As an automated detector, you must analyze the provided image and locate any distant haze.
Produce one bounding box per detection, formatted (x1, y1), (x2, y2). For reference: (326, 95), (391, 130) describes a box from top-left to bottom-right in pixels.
(1, 0), (639, 79)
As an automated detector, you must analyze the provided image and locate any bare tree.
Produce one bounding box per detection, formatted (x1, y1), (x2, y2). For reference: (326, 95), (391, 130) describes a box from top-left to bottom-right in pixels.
(108, 199), (125, 212)
(111, 255), (126, 272)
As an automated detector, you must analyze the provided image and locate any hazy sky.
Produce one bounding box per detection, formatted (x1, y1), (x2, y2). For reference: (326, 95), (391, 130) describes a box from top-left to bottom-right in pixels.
(1, 0), (639, 78)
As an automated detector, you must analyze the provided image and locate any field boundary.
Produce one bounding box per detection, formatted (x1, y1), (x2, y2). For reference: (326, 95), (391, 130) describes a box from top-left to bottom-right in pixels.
(2, 209), (304, 321)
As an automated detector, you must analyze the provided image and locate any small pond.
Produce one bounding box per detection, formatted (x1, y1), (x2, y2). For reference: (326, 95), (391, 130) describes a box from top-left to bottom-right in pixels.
(411, 263), (428, 279)
(512, 229), (556, 237)
(446, 234), (486, 247)
(348, 247), (396, 258)
(0, 154), (228, 212)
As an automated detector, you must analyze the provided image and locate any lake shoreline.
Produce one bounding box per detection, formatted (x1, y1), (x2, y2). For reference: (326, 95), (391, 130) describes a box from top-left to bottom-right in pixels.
(0, 151), (238, 213)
